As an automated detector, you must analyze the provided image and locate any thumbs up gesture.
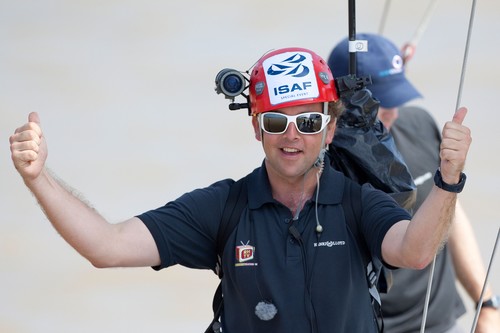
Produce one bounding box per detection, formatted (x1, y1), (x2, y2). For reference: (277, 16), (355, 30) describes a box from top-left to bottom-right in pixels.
(9, 112), (48, 182)
(439, 107), (472, 184)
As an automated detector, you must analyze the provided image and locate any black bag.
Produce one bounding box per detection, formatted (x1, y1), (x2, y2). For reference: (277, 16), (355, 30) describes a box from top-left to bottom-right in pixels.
(329, 87), (416, 212)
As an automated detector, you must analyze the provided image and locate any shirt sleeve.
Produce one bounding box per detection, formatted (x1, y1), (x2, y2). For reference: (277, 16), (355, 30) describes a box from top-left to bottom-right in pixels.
(359, 184), (412, 264)
(136, 179), (233, 270)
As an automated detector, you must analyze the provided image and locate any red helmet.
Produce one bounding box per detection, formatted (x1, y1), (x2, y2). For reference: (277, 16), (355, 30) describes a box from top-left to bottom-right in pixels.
(249, 47), (338, 115)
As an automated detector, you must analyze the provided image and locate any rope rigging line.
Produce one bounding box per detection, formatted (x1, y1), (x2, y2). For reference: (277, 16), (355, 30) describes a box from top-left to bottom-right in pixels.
(455, 0), (478, 111)
(470, 228), (500, 333)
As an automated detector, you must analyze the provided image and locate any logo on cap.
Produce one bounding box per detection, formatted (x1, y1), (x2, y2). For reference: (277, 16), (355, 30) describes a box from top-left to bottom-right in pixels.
(378, 54), (404, 77)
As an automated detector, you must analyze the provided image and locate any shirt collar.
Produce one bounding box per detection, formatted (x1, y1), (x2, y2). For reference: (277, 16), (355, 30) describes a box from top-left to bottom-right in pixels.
(246, 154), (345, 210)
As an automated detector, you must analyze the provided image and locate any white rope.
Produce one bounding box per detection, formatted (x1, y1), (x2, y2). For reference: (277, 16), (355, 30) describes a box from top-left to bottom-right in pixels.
(470, 228), (500, 333)
(419, 254), (436, 333)
(455, 0), (478, 111)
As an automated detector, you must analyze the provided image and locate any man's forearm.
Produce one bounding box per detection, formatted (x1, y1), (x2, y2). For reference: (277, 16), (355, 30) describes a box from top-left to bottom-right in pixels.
(384, 186), (458, 269)
(25, 167), (114, 265)
(405, 186), (457, 267)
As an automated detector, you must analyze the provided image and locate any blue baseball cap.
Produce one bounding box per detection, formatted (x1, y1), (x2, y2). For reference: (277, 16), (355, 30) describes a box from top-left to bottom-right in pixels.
(327, 33), (422, 108)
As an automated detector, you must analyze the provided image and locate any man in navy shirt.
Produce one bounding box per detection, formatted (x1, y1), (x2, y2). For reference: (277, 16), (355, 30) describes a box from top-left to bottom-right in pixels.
(10, 47), (471, 332)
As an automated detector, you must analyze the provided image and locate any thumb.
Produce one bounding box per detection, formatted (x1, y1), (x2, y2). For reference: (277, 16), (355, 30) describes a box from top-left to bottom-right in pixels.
(452, 107), (468, 125)
(28, 111), (40, 124)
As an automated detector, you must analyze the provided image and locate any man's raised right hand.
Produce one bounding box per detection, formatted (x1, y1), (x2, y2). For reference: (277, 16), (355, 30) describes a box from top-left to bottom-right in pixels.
(9, 112), (48, 183)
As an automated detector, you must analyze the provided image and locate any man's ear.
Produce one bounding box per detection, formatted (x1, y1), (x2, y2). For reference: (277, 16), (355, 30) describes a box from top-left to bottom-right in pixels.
(325, 117), (337, 145)
(252, 116), (262, 141)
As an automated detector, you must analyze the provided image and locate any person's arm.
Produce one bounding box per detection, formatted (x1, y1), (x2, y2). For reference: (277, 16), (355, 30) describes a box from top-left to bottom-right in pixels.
(10, 112), (160, 268)
(382, 107), (472, 269)
(449, 201), (500, 332)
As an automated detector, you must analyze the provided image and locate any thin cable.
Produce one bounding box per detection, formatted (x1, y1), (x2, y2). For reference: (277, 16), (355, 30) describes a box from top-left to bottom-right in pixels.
(378, 0), (392, 35)
(410, 0), (440, 47)
(314, 165), (323, 233)
(402, 0), (440, 64)
(455, 0), (478, 111)
(419, 254), (437, 333)
(313, 102), (329, 233)
(470, 228), (500, 333)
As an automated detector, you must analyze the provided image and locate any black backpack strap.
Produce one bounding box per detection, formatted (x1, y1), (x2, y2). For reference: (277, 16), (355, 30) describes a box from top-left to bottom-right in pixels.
(342, 178), (385, 332)
(205, 176), (248, 333)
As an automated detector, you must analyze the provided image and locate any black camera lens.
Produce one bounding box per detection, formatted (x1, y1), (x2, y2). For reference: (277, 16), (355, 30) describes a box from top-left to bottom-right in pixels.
(223, 74), (243, 95)
(215, 69), (246, 98)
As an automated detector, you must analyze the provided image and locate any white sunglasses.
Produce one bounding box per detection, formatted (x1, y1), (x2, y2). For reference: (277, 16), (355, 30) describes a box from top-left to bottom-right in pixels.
(259, 112), (331, 135)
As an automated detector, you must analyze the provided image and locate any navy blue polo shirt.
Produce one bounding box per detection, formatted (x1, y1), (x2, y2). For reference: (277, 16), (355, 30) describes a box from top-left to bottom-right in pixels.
(138, 159), (411, 333)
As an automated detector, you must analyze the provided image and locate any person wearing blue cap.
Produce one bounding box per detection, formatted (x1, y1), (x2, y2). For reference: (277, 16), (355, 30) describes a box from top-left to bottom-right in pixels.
(328, 33), (500, 333)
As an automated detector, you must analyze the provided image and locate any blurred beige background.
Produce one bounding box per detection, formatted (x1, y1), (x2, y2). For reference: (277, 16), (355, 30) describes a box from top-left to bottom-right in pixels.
(1, 0), (499, 332)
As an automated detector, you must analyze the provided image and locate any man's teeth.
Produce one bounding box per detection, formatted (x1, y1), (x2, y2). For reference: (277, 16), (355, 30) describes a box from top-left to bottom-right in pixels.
(283, 147), (299, 153)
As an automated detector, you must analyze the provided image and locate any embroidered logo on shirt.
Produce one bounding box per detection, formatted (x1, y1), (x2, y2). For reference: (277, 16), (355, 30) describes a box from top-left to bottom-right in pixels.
(313, 240), (346, 247)
(235, 241), (258, 267)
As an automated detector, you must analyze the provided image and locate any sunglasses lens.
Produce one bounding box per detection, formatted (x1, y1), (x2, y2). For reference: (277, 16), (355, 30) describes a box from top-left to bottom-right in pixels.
(296, 114), (323, 133)
(262, 113), (288, 133)
(261, 112), (328, 134)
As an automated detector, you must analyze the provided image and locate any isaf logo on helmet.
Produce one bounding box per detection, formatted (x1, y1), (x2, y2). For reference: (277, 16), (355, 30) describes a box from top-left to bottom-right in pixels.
(214, 47), (338, 116)
(266, 53), (310, 77)
(261, 51), (318, 106)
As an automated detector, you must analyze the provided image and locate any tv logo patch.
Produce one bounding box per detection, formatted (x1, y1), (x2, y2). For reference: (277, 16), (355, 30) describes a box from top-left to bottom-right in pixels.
(235, 241), (258, 267)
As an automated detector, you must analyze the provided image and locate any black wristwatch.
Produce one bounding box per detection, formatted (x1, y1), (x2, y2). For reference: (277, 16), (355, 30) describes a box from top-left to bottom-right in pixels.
(481, 295), (500, 309)
(433, 169), (467, 193)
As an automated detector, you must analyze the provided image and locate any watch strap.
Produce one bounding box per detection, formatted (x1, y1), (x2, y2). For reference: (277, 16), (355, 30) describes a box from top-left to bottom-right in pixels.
(433, 169), (466, 193)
